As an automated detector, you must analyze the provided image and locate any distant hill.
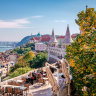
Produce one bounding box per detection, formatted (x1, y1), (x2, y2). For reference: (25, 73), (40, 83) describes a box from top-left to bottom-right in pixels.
(16, 34), (39, 47)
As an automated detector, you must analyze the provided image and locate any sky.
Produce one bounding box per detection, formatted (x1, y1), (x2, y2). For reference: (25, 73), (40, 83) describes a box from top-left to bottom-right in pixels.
(0, 0), (96, 41)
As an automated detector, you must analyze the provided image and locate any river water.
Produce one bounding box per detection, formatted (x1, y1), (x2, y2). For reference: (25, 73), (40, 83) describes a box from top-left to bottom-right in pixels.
(0, 47), (13, 52)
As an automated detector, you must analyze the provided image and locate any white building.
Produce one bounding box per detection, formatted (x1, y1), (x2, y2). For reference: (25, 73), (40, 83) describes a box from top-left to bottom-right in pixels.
(47, 25), (73, 63)
(35, 43), (47, 51)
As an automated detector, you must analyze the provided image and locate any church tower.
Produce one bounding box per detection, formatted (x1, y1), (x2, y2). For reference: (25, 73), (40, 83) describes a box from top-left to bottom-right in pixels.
(62, 25), (73, 48)
(49, 29), (58, 47)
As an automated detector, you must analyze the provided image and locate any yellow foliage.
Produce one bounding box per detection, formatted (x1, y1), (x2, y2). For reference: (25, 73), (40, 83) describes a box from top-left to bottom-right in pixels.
(78, 38), (82, 43)
(70, 59), (75, 67)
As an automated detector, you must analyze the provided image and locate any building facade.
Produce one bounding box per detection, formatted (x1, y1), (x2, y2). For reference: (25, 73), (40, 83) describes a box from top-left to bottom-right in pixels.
(35, 43), (47, 51)
(47, 25), (73, 63)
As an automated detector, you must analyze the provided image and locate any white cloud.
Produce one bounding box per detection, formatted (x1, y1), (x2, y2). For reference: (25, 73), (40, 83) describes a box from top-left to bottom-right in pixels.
(0, 15), (43, 28)
(31, 15), (43, 18)
(14, 19), (30, 24)
(55, 20), (66, 23)
(0, 18), (31, 28)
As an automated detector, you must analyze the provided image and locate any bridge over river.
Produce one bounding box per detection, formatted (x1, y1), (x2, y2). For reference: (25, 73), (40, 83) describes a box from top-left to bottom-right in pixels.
(0, 46), (13, 48)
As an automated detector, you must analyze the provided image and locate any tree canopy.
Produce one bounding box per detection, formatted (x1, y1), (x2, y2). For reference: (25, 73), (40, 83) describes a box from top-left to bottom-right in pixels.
(65, 8), (96, 95)
(30, 52), (47, 68)
(75, 8), (96, 35)
(11, 43), (35, 55)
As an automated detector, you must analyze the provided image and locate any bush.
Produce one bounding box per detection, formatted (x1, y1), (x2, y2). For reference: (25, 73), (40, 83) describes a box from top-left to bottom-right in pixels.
(11, 43), (35, 55)
(9, 67), (33, 79)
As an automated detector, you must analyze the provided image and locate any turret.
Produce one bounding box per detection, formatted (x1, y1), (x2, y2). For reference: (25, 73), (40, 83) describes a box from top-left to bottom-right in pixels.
(49, 29), (58, 47)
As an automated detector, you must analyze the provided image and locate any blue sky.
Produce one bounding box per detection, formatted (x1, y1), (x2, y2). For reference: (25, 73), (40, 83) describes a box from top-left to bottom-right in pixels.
(0, 0), (96, 41)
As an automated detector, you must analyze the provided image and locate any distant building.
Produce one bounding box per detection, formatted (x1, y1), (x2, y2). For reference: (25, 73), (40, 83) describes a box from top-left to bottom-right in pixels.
(8, 54), (17, 64)
(56, 36), (65, 46)
(30, 35), (50, 43)
(30, 35), (41, 43)
(40, 35), (50, 42)
(35, 43), (47, 51)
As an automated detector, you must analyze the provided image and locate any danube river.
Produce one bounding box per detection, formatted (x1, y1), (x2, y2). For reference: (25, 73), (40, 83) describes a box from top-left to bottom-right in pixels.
(0, 46), (13, 52)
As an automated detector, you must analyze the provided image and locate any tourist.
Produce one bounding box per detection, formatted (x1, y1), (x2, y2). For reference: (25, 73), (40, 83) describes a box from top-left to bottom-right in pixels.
(30, 75), (34, 85)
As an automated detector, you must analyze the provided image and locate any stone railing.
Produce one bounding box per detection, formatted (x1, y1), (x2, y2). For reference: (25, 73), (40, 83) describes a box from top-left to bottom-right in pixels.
(0, 67), (47, 86)
(0, 70), (33, 85)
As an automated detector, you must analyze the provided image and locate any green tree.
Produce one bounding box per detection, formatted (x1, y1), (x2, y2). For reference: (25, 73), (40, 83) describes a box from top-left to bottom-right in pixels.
(23, 51), (35, 61)
(30, 52), (47, 68)
(11, 43), (35, 55)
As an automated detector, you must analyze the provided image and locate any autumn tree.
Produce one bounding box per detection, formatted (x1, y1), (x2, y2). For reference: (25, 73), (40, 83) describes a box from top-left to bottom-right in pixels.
(10, 51), (35, 72)
(65, 8), (96, 96)
(75, 7), (96, 35)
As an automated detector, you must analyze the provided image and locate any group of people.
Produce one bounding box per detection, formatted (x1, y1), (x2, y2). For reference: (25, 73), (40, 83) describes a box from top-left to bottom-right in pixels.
(25, 70), (47, 85)
(26, 72), (36, 85)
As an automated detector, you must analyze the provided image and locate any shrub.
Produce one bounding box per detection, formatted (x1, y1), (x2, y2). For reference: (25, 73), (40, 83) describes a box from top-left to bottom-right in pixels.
(9, 67), (33, 78)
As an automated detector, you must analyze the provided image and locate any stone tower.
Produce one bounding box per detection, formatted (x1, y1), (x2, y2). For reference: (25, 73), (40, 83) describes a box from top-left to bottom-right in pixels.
(62, 25), (73, 48)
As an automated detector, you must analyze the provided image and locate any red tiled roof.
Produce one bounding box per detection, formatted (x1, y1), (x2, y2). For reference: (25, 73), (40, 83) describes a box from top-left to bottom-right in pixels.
(30, 33), (78, 42)
(30, 35), (50, 42)
(56, 36), (65, 39)
(40, 35), (50, 42)
(71, 34), (78, 38)
(30, 37), (41, 40)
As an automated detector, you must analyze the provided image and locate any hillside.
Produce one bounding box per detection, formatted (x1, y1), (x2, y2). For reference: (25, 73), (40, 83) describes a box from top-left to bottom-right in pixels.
(16, 35), (36, 47)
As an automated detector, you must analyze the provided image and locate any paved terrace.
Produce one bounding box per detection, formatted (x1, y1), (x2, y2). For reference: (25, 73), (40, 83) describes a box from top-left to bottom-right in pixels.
(0, 68), (68, 96)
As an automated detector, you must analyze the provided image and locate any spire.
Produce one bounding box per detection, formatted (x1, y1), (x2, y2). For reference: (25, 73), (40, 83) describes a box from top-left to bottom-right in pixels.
(86, 5), (88, 10)
(63, 25), (73, 43)
(52, 29), (54, 38)
(49, 29), (57, 43)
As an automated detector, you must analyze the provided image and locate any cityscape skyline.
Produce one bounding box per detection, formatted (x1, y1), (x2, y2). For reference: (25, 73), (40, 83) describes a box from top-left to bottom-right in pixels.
(0, 0), (96, 41)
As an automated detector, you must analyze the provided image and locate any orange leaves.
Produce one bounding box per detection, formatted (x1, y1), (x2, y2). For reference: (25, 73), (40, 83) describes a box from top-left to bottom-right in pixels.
(69, 59), (75, 67)
(78, 38), (82, 43)
(76, 8), (96, 36)
(65, 8), (96, 95)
